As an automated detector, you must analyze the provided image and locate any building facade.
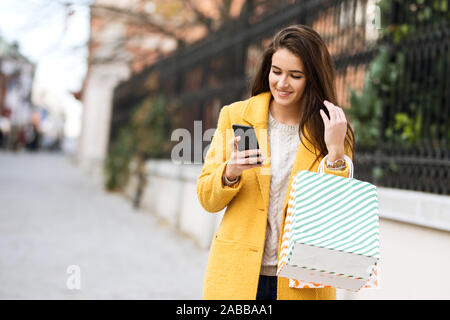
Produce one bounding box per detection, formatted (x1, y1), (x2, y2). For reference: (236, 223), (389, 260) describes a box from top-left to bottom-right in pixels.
(0, 39), (35, 150)
(77, 0), (179, 179)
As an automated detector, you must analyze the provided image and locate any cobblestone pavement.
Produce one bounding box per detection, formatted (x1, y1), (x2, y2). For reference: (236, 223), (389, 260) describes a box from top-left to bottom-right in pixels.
(0, 151), (208, 299)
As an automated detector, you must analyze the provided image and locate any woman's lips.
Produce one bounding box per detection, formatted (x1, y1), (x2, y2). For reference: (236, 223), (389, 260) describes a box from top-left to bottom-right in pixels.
(277, 90), (292, 98)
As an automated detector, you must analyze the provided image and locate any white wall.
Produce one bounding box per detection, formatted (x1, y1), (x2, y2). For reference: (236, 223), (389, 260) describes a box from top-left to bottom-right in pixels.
(77, 62), (130, 180)
(338, 218), (450, 299)
(139, 160), (223, 249)
(136, 159), (450, 300)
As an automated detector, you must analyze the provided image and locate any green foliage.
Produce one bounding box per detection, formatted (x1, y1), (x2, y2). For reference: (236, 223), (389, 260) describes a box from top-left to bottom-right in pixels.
(377, 0), (449, 43)
(104, 124), (135, 192)
(132, 94), (174, 159)
(385, 111), (422, 144)
(348, 0), (448, 150)
(104, 94), (177, 191)
(347, 47), (396, 148)
(347, 0), (449, 183)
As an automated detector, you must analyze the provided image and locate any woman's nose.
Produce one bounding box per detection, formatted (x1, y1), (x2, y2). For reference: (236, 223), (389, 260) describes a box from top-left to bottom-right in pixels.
(278, 76), (289, 88)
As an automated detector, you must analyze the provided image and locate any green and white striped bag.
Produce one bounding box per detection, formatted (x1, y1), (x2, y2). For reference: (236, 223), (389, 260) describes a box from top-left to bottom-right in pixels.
(277, 167), (380, 292)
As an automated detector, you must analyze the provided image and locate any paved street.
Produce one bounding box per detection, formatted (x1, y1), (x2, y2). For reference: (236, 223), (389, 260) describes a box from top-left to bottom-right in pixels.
(0, 151), (208, 299)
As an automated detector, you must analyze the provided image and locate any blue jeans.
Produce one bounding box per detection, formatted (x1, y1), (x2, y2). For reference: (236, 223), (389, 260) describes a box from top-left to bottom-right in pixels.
(256, 275), (277, 300)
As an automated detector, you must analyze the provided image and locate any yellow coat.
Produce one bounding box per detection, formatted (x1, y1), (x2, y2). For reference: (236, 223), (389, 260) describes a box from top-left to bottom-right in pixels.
(197, 92), (352, 300)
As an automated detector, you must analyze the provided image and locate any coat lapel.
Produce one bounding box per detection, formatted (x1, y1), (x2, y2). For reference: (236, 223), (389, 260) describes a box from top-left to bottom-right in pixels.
(241, 92), (272, 210)
(240, 92), (320, 212)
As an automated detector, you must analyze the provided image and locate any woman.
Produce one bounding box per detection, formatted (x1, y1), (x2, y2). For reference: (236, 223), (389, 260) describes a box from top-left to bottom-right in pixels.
(196, 25), (355, 300)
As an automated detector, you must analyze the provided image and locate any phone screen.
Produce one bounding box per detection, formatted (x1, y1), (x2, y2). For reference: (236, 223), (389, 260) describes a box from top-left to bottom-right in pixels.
(232, 124), (262, 164)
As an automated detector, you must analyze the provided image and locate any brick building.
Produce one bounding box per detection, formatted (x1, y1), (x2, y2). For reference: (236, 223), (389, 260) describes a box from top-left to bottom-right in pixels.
(77, 0), (203, 178)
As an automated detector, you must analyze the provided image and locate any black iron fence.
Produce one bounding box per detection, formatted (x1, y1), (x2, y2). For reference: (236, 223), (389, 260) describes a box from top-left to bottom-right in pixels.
(357, 0), (450, 194)
(110, 0), (449, 195)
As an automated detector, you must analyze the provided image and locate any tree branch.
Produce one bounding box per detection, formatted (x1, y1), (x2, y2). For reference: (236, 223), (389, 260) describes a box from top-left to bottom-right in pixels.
(180, 1), (214, 31)
(90, 4), (186, 44)
(219, 0), (233, 23)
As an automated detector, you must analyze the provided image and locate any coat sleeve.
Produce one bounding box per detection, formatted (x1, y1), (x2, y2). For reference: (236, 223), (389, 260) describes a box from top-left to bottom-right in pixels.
(196, 105), (244, 213)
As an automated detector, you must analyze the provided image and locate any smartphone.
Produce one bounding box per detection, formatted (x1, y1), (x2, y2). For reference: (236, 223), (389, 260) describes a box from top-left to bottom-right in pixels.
(232, 124), (263, 164)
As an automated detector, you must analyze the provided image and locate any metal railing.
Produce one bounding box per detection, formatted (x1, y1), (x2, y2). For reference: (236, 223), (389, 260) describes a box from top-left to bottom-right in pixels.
(110, 0), (449, 195)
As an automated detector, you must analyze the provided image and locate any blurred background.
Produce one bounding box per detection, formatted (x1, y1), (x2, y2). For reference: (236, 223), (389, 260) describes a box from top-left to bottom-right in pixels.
(0, 0), (449, 299)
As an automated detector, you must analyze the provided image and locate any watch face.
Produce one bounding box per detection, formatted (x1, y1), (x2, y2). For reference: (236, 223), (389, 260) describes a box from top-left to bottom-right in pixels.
(327, 159), (345, 168)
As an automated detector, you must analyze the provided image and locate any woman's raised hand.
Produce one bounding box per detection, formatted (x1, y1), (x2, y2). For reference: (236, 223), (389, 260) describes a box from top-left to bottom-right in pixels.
(319, 100), (347, 160)
(224, 136), (265, 181)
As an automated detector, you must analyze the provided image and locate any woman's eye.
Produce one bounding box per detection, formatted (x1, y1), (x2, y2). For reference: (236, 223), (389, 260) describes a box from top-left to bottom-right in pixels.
(272, 69), (302, 79)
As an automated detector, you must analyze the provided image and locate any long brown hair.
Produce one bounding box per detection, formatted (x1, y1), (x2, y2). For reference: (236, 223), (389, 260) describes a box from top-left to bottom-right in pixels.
(251, 24), (355, 160)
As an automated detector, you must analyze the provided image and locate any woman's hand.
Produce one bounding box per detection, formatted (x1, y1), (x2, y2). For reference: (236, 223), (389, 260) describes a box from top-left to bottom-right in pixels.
(319, 100), (347, 161)
(224, 136), (265, 181)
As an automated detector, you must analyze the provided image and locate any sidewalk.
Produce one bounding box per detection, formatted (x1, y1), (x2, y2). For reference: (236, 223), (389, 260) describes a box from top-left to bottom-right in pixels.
(0, 151), (208, 299)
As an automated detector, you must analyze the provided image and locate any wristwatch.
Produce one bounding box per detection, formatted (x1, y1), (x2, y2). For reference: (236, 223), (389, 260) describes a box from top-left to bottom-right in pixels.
(223, 174), (240, 186)
(326, 158), (346, 170)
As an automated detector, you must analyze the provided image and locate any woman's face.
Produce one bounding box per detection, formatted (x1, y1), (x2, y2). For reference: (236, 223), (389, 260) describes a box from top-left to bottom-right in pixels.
(269, 48), (307, 109)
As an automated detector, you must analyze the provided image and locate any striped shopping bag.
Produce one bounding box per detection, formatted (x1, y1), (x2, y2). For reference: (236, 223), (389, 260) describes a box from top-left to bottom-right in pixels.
(277, 170), (380, 292)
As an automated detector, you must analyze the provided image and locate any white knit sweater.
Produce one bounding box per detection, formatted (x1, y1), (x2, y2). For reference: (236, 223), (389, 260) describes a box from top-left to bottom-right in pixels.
(260, 112), (300, 276)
